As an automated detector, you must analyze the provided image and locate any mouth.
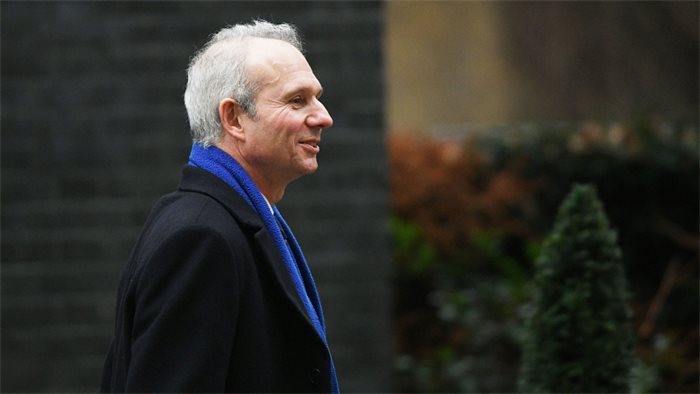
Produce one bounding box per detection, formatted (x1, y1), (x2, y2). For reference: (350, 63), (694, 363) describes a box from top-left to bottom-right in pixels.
(298, 139), (320, 152)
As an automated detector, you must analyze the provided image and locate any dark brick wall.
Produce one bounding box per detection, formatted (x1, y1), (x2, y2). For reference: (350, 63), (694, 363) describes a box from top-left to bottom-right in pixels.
(1, 2), (391, 392)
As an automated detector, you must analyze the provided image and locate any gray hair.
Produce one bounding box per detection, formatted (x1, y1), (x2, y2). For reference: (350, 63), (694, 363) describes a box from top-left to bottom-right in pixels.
(184, 20), (303, 147)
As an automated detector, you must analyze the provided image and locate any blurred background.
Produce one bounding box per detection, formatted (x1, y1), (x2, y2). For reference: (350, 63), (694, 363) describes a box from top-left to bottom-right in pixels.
(2, 1), (698, 393)
(387, 2), (698, 393)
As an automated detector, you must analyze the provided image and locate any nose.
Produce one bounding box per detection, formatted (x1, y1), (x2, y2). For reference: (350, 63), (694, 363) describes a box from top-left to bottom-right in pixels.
(306, 99), (333, 130)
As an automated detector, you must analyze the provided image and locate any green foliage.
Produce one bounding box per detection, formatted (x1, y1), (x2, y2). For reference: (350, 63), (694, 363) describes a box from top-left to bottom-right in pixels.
(393, 224), (532, 392)
(519, 184), (635, 393)
(390, 119), (698, 393)
(391, 216), (438, 275)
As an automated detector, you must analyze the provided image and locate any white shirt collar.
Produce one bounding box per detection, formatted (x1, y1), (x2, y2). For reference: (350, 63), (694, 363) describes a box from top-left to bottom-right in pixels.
(261, 195), (274, 215)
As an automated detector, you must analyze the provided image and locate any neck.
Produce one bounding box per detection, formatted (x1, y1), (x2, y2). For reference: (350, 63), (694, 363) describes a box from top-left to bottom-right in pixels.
(245, 167), (286, 204)
(216, 142), (286, 204)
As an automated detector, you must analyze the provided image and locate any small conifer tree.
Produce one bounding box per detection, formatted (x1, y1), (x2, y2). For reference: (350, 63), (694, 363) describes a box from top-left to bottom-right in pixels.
(519, 184), (634, 393)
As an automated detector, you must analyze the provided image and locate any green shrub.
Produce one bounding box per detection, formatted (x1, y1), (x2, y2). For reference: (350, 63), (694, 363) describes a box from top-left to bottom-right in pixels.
(519, 184), (634, 393)
(390, 119), (698, 393)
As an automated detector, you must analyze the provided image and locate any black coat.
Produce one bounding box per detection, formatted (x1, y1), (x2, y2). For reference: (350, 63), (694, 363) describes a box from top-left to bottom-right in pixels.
(100, 166), (334, 393)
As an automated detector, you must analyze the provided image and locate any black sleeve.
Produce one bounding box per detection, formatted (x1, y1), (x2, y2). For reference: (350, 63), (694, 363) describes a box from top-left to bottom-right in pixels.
(125, 225), (240, 392)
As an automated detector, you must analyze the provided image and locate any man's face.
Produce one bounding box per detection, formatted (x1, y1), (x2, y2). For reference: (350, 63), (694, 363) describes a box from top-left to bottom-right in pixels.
(237, 39), (333, 187)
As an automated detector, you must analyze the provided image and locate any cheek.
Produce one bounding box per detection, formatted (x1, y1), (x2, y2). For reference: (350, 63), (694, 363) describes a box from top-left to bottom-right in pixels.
(274, 111), (305, 132)
(251, 112), (303, 153)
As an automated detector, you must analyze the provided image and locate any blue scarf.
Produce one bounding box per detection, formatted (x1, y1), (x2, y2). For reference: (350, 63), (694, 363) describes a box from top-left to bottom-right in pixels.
(188, 143), (339, 392)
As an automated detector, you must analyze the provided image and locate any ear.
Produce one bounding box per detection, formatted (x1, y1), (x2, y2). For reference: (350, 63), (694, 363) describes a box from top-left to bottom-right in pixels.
(218, 98), (245, 141)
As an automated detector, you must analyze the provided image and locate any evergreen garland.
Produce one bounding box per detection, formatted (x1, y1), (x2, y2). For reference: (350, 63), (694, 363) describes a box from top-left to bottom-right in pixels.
(519, 184), (634, 393)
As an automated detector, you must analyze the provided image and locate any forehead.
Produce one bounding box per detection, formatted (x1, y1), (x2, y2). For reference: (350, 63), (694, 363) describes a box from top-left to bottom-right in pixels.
(245, 38), (322, 95)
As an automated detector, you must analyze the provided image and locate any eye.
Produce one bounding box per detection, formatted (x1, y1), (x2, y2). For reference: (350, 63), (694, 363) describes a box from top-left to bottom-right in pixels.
(289, 96), (306, 107)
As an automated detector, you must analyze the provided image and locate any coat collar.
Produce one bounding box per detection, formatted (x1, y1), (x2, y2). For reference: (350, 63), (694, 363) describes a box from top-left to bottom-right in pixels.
(178, 165), (263, 230)
(177, 165), (324, 342)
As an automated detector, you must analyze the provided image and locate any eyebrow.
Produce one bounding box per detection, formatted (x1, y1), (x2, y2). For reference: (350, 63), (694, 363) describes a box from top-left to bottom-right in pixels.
(284, 82), (324, 98)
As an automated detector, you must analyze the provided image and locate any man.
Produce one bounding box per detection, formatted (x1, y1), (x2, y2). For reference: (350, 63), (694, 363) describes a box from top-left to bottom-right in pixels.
(100, 20), (338, 393)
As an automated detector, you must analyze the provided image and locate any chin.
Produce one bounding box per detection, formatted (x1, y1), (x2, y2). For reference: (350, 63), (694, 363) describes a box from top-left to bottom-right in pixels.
(301, 160), (319, 174)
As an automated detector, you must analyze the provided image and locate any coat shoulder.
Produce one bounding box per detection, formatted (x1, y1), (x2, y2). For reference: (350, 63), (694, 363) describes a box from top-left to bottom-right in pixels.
(136, 190), (251, 261)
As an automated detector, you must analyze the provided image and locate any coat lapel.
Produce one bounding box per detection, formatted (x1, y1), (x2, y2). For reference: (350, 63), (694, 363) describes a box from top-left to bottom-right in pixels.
(252, 227), (325, 340)
(178, 166), (323, 341)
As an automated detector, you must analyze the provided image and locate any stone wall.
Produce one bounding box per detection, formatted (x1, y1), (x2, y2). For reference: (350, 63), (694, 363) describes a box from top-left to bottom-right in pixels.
(1, 2), (391, 392)
(386, 1), (698, 132)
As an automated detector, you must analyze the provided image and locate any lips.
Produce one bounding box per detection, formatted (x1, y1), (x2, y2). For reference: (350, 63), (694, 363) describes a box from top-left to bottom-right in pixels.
(298, 138), (320, 152)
